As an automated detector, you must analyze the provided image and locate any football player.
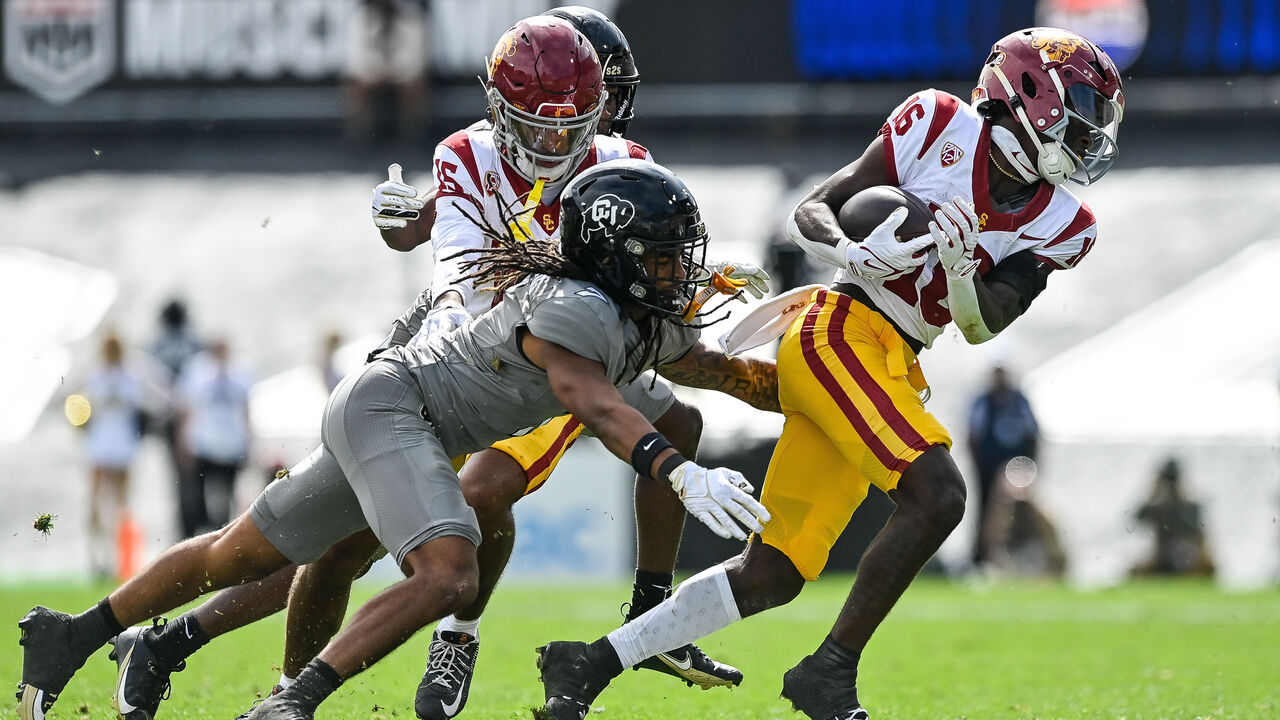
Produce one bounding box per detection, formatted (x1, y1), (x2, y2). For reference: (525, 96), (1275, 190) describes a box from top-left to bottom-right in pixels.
(14, 159), (773, 720)
(89, 11), (768, 720)
(533, 27), (1124, 720)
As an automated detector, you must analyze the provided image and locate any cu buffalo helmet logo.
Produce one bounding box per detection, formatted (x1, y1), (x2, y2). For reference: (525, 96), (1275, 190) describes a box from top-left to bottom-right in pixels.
(585, 194), (635, 239)
(940, 141), (964, 167)
(1031, 31), (1083, 63)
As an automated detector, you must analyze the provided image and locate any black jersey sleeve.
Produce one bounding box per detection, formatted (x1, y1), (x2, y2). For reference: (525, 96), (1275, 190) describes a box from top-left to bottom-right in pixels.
(984, 249), (1052, 312)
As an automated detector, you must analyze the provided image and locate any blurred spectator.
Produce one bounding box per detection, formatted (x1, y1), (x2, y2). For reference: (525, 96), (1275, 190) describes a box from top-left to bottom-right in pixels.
(1132, 457), (1215, 577)
(75, 332), (161, 578)
(148, 298), (204, 534)
(966, 364), (1039, 569)
(344, 0), (432, 143)
(150, 299), (203, 379)
(979, 456), (1066, 579)
(320, 330), (345, 392)
(174, 338), (254, 537)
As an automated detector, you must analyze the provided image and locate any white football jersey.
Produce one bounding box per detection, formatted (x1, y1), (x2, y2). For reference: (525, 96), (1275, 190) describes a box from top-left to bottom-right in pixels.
(431, 127), (653, 315)
(832, 89), (1098, 348)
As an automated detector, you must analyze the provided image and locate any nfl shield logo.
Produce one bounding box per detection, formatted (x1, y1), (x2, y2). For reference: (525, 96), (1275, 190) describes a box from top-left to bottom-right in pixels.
(940, 141), (964, 167)
(4, 0), (116, 105)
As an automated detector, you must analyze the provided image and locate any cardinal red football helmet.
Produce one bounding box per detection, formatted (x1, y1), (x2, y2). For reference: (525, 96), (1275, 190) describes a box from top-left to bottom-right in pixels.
(486, 18), (604, 183)
(973, 27), (1125, 185)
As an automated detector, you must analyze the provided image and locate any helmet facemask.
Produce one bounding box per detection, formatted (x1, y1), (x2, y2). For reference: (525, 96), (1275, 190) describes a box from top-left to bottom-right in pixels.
(619, 231), (711, 318)
(488, 85), (603, 183)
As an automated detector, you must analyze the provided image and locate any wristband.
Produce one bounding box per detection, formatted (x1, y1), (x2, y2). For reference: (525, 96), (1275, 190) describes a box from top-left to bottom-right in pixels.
(630, 432), (674, 480)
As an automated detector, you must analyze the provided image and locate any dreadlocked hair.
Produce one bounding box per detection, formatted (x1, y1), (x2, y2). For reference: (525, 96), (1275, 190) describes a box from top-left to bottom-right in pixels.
(440, 195), (717, 389)
(446, 195), (588, 296)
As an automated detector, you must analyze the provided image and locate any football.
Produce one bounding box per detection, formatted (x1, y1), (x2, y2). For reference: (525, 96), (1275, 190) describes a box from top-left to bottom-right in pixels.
(837, 185), (934, 242)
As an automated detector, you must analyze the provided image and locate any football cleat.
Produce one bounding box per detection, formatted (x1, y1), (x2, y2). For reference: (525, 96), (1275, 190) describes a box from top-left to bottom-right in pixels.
(234, 683), (286, 720)
(240, 686), (313, 720)
(621, 603), (743, 689)
(780, 653), (868, 720)
(535, 642), (613, 720)
(110, 618), (186, 720)
(16, 606), (96, 720)
(634, 643), (744, 690)
(415, 630), (479, 720)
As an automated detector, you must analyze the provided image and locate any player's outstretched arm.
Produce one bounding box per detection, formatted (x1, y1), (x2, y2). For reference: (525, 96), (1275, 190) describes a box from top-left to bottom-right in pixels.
(523, 332), (770, 540)
(658, 341), (779, 413)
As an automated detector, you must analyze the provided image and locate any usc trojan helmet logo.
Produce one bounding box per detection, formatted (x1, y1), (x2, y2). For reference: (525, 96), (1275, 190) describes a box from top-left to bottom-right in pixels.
(488, 29), (519, 78)
(1030, 31), (1083, 63)
(585, 193), (634, 239)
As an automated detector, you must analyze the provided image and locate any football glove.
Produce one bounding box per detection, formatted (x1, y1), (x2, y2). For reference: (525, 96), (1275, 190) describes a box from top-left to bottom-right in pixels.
(845, 207), (934, 281)
(706, 260), (771, 302)
(930, 197), (982, 279)
(373, 163), (426, 230)
(418, 304), (471, 340)
(667, 461), (771, 541)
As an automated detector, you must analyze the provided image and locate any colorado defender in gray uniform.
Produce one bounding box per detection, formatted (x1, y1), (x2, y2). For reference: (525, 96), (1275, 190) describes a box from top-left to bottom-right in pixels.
(15, 160), (772, 720)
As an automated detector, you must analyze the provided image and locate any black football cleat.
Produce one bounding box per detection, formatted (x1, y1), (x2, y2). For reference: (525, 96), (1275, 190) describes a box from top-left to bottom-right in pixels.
(635, 642), (744, 689)
(415, 630), (479, 719)
(234, 683), (286, 720)
(110, 618), (187, 720)
(780, 653), (868, 720)
(241, 686), (314, 720)
(16, 606), (97, 720)
(535, 642), (613, 720)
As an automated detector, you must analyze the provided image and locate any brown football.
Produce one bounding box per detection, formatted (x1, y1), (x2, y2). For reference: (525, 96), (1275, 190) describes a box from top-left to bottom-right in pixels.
(837, 185), (934, 242)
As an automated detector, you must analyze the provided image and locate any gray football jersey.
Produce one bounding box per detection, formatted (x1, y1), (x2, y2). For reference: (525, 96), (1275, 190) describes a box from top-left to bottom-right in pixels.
(377, 274), (698, 457)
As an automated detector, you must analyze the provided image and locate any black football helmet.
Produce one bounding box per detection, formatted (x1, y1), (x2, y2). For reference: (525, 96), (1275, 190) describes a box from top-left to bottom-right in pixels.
(561, 159), (710, 318)
(542, 5), (639, 137)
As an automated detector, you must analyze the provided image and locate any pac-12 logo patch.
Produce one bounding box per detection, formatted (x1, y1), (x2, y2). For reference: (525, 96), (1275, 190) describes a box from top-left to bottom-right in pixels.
(586, 193), (634, 239)
(940, 142), (964, 167)
(483, 170), (500, 196)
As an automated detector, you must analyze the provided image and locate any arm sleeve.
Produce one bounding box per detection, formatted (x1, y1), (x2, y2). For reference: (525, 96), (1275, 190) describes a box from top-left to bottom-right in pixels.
(984, 249), (1051, 313)
(430, 139), (488, 308)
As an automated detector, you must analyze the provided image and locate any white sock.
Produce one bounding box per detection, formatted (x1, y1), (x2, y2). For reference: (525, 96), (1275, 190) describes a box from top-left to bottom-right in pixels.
(437, 614), (481, 637)
(277, 673), (294, 689)
(606, 564), (741, 669)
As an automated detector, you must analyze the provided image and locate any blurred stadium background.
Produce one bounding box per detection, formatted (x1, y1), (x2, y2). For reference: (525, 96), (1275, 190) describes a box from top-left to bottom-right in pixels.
(1, 0), (1279, 597)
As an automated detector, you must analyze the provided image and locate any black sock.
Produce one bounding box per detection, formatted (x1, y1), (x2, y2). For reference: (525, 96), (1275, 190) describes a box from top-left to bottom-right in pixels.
(813, 634), (861, 674)
(588, 637), (625, 678)
(149, 613), (209, 670)
(287, 658), (343, 712)
(70, 598), (126, 649)
(627, 570), (674, 620)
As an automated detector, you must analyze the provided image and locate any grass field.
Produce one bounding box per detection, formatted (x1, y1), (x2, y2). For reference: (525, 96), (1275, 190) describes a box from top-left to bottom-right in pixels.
(3, 577), (1277, 719)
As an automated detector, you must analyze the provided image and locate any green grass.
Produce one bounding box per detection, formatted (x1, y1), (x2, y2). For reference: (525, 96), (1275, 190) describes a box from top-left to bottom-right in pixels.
(3, 577), (1277, 719)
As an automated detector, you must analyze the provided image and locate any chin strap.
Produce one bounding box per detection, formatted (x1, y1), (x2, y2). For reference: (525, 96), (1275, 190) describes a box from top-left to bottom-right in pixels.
(989, 125), (1042, 185)
(986, 65), (1075, 186)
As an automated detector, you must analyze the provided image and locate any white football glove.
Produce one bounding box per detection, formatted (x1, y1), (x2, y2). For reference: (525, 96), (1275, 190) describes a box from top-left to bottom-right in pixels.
(418, 304), (471, 340)
(373, 163), (426, 230)
(929, 197), (982, 279)
(706, 260), (771, 301)
(845, 207), (934, 280)
(668, 461), (771, 541)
